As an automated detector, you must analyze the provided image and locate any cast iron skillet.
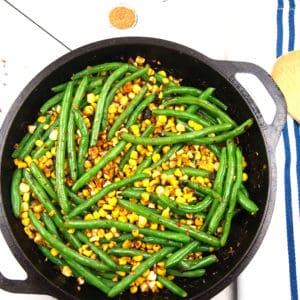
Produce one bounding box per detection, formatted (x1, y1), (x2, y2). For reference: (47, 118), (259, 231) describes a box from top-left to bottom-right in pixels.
(0, 37), (286, 300)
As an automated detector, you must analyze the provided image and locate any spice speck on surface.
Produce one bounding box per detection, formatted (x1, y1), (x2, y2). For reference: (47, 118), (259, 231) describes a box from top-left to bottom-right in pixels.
(109, 6), (137, 29)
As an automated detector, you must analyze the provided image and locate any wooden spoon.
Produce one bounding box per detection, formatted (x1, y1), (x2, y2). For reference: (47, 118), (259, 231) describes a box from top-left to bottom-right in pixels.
(271, 50), (300, 123)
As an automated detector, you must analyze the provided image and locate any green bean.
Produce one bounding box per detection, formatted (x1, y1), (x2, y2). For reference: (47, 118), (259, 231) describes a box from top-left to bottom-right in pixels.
(163, 96), (236, 126)
(107, 247), (174, 297)
(29, 161), (57, 200)
(118, 199), (220, 247)
(152, 109), (210, 127)
(141, 236), (184, 248)
(38, 245), (65, 267)
(221, 147), (243, 246)
(121, 123), (232, 146)
(179, 166), (211, 178)
(71, 62), (124, 80)
(75, 231), (128, 271)
(107, 248), (151, 259)
(10, 169), (22, 217)
(23, 169), (63, 228)
(28, 210), (113, 273)
(72, 109), (89, 176)
(158, 194), (212, 214)
(119, 124), (154, 170)
(185, 181), (222, 202)
(208, 140), (236, 234)
(40, 92), (63, 114)
(237, 190), (259, 214)
(190, 118), (253, 145)
(202, 147), (227, 231)
(55, 81), (74, 213)
(165, 240), (199, 268)
(150, 143), (183, 169)
(176, 254), (218, 271)
(65, 219), (192, 243)
(125, 93), (156, 128)
(163, 86), (202, 97)
(207, 144), (221, 158)
(72, 140), (127, 192)
(90, 64), (130, 146)
(167, 268), (206, 278)
(67, 173), (149, 218)
(157, 275), (187, 298)
(51, 82), (68, 93)
(17, 114), (51, 160)
(64, 257), (110, 295)
(12, 133), (31, 158)
(41, 212), (60, 237)
(102, 67), (149, 129)
(107, 86), (148, 139)
(87, 76), (105, 90)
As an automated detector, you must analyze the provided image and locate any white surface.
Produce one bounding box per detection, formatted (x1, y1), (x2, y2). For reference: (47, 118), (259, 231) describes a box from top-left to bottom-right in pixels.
(0, 0), (299, 299)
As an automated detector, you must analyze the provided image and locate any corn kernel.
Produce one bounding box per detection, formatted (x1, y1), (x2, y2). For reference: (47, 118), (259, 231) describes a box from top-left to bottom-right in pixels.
(137, 215), (147, 228)
(87, 93), (96, 103)
(161, 207), (170, 218)
(130, 124), (140, 136)
(133, 255), (143, 262)
(105, 232), (114, 241)
(49, 128), (59, 141)
(156, 281), (164, 289)
(188, 120), (203, 131)
(152, 153), (161, 163)
(130, 285), (138, 294)
(50, 248), (59, 256)
(132, 229), (140, 238)
(149, 223), (158, 230)
(242, 172), (248, 182)
(122, 239), (132, 249)
(61, 265), (73, 277)
(156, 267), (166, 276)
(22, 192), (30, 202)
(20, 182), (30, 193)
(83, 105), (94, 117)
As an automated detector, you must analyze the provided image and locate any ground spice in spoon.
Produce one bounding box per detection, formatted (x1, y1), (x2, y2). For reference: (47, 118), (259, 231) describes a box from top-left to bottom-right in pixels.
(109, 6), (137, 29)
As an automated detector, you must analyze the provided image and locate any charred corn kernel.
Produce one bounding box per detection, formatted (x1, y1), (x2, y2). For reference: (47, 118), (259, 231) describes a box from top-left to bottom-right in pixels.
(152, 153), (161, 163)
(20, 182), (30, 193)
(130, 285), (138, 294)
(133, 255), (143, 262)
(49, 128), (58, 141)
(130, 124), (140, 136)
(22, 192), (30, 202)
(137, 215), (147, 228)
(61, 265), (73, 277)
(242, 172), (248, 182)
(87, 93), (96, 103)
(122, 239), (132, 249)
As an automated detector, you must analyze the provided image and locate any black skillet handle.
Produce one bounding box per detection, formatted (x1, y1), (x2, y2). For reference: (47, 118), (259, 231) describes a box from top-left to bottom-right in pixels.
(0, 271), (48, 295)
(213, 60), (287, 150)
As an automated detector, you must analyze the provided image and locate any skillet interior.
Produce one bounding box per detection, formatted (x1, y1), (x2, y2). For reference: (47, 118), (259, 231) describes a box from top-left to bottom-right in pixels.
(0, 37), (272, 300)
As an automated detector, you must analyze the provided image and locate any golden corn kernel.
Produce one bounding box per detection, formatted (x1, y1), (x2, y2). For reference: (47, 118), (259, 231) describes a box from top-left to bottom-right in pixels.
(87, 93), (97, 103)
(132, 229), (140, 238)
(33, 204), (43, 213)
(161, 207), (170, 218)
(149, 222), (158, 230)
(105, 232), (114, 241)
(37, 116), (46, 123)
(116, 271), (126, 277)
(108, 197), (118, 207)
(156, 280), (164, 289)
(22, 192), (30, 202)
(103, 204), (113, 210)
(84, 213), (94, 221)
(242, 172), (248, 182)
(50, 248), (59, 257)
(157, 115), (167, 125)
(61, 265), (73, 277)
(137, 215), (147, 228)
(188, 120), (203, 131)
(122, 239), (132, 249)
(120, 95), (129, 106)
(156, 267), (166, 276)
(49, 128), (59, 141)
(130, 285), (138, 294)
(152, 153), (161, 163)
(130, 124), (140, 136)
(133, 255), (143, 262)
(119, 257), (129, 265)
(129, 213), (139, 223)
(19, 182), (30, 193)
(83, 105), (95, 117)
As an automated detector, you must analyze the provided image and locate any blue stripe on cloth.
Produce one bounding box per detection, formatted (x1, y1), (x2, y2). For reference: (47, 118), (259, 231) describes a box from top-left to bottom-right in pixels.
(278, 0), (299, 299)
(294, 123), (300, 218)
